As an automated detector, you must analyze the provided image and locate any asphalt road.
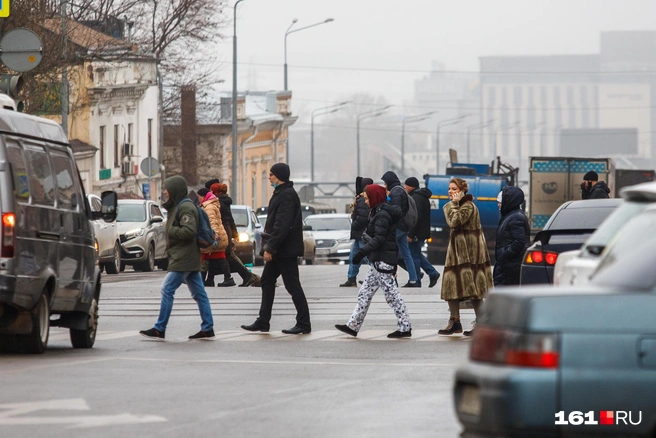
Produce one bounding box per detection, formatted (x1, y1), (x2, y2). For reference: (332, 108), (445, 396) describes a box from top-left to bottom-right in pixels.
(0, 264), (475, 438)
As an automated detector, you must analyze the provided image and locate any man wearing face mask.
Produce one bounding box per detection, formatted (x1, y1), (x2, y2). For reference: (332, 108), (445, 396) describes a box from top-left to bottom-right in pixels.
(493, 186), (530, 286)
(241, 163), (311, 335)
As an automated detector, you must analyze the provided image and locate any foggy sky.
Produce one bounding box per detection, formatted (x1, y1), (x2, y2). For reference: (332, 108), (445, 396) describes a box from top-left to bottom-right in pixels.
(214, 0), (656, 115)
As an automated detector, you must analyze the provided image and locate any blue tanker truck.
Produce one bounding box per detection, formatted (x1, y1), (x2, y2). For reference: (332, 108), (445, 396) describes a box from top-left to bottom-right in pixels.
(423, 158), (518, 264)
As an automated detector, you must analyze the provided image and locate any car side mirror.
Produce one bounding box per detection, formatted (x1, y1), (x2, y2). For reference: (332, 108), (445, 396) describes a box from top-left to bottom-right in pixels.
(99, 191), (118, 222)
(151, 216), (164, 224)
(255, 222), (262, 229)
(303, 225), (313, 231)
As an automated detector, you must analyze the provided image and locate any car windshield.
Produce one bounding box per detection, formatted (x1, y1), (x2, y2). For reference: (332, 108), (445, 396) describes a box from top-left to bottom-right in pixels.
(591, 209), (656, 290)
(580, 201), (648, 258)
(232, 209), (249, 228)
(548, 206), (617, 230)
(304, 217), (350, 231)
(116, 204), (146, 222)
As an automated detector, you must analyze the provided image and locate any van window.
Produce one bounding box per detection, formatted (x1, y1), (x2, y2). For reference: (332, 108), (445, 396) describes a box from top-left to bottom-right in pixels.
(24, 146), (55, 206)
(50, 152), (78, 210)
(6, 143), (30, 201)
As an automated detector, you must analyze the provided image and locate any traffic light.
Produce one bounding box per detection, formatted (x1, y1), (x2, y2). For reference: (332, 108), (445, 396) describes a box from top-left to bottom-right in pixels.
(0, 74), (24, 99)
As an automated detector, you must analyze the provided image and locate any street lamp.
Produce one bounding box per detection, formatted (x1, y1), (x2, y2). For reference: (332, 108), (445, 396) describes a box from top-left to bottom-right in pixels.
(357, 105), (392, 176)
(465, 120), (495, 163)
(232, 0), (246, 203)
(401, 111), (437, 177)
(435, 115), (468, 174)
(311, 101), (348, 181)
(284, 18), (334, 91)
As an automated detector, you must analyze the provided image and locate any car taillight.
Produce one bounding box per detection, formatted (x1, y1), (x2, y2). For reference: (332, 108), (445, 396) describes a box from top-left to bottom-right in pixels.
(470, 326), (559, 369)
(1, 213), (15, 258)
(525, 250), (558, 265)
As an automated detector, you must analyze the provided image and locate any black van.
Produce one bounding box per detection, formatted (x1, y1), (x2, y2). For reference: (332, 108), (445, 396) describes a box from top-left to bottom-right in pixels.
(0, 109), (117, 353)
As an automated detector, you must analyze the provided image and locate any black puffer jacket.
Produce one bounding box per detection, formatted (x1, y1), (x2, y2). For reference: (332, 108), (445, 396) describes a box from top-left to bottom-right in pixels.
(408, 187), (432, 240)
(350, 196), (369, 240)
(263, 181), (304, 259)
(218, 193), (239, 240)
(493, 186), (530, 286)
(359, 203), (403, 266)
(587, 181), (611, 199)
(381, 171), (409, 231)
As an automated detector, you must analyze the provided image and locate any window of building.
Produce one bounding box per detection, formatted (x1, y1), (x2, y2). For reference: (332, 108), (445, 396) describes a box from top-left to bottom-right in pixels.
(99, 126), (105, 169)
(128, 123), (133, 145)
(251, 173), (256, 208)
(148, 119), (153, 158)
(261, 171), (268, 207)
(114, 124), (120, 168)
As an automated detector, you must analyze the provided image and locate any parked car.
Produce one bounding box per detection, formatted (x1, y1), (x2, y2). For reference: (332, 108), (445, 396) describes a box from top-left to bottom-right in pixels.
(520, 198), (622, 285)
(116, 200), (168, 272)
(88, 194), (121, 274)
(304, 213), (352, 263)
(554, 181), (656, 287)
(231, 205), (263, 266)
(0, 109), (118, 353)
(454, 204), (656, 438)
(258, 213), (316, 265)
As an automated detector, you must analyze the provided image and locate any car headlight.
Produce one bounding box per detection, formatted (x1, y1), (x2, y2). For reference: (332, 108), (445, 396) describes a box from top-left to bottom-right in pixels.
(238, 232), (250, 243)
(94, 239), (99, 254)
(124, 228), (145, 240)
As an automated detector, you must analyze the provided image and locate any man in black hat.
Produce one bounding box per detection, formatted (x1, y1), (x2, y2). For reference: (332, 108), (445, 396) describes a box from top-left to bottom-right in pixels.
(581, 171), (610, 199)
(241, 163), (311, 335)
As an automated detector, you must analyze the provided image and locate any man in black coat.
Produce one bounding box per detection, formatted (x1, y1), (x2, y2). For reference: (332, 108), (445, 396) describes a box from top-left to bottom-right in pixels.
(339, 176), (373, 287)
(493, 186), (530, 285)
(581, 171), (610, 199)
(381, 171), (419, 287)
(241, 163), (311, 335)
(405, 177), (440, 288)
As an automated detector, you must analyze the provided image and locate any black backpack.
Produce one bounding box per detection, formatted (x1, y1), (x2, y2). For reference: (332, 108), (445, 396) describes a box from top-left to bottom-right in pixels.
(176, 199), (218, 249)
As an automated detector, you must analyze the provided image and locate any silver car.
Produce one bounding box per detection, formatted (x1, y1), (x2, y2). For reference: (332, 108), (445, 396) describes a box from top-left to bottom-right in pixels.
(88, 194), (121, 274)
(117, 200), (168, 272)
(304, 214), (352, 263)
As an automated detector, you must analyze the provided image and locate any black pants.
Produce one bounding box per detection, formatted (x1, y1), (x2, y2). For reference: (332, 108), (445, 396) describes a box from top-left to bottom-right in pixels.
(206, 258), (231, 282)
(227, 245), (252, 281)
(257, 256), (311, 330)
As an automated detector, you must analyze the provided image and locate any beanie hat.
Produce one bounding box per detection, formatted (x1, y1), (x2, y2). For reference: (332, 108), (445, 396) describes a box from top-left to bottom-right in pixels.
(355, 176), (374, 194)
(405, 177), (420, 188)
(205, 178), (220, 189)
(365, 184), (387, 208)
(583, 171), (598, 181)
(197, 187), (209, 197)
(270, 163), (291, 182)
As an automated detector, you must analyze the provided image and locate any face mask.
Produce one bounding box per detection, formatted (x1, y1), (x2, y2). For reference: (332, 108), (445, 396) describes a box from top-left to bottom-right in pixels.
(386, 196), (391, 202)
(271, 182), (278, 189)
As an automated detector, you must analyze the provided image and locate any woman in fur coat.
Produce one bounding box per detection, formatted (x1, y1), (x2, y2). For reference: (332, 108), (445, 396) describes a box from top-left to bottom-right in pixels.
(439, 178), (493, 336)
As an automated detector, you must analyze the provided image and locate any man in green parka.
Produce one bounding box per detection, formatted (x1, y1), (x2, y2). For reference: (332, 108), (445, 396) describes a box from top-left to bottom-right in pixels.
(140, 175), (215, 340)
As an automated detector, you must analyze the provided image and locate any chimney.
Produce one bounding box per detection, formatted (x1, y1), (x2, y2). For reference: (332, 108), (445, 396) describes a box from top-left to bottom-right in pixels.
(180, 85), (197, 185)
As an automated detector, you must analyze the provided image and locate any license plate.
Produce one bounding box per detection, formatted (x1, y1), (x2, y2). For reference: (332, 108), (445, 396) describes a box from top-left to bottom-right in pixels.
(316, 248), (331, 255)
(458, 385), (481, 416)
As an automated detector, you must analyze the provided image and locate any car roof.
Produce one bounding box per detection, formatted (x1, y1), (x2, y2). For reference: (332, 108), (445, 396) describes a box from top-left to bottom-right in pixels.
(117, 199), (149, 204)
(622, 181), (656, 202)
(305, 213), (350, 219)
(560, 198), (623, 209)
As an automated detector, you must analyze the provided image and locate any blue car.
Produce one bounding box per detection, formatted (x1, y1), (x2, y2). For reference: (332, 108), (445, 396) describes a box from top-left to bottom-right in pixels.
(454, 204), (656, 437)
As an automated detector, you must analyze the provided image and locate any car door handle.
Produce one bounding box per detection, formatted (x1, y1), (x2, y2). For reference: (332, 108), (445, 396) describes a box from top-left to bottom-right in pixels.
(37, 231), (60, 241)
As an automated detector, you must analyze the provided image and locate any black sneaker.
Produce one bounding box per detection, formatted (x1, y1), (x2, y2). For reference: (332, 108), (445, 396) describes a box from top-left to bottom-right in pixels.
(217, 278), (236, 287)
(428, 273), (440, 288)
(339, 278), (357, 287)
(139, 328), (165, 340)
(335, 324), (358, 337)
(387, 329), (412, 338)
(204, 280), (215, 287)
(402, 281), (421, 288)
(189, 329), (216, 340)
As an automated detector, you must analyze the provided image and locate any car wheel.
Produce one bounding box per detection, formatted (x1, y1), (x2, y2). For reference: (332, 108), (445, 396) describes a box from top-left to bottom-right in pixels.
(105, 242), (121, 275)
(70, 291), (99, 349)
(19, 292), (50, 354)
(141, 244), (155, 272)
(119, 262), (126, 272)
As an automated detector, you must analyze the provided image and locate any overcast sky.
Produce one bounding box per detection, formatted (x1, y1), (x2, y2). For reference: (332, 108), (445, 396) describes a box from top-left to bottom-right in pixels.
(215, 0), (656, 114)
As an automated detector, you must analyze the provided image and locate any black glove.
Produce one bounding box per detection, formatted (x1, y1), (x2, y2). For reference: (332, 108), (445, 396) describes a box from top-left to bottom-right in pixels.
(352, 251), (365, 265)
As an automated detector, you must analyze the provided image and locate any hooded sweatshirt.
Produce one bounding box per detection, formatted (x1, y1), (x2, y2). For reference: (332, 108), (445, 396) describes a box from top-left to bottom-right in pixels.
(408, 187), (433, 240)
(381, 171), (409, 231)
(493, 186), (530, 286)
(163, 175), (201, 272)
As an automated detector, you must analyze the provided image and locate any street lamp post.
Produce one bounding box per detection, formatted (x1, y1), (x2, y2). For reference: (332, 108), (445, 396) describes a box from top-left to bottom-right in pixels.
(232, 0), (246, 203)
(401, 111), (436, 177)
(284, 18), (334, 91)
(356, 106), (391, 176)
(310, 101), (348, 181)
(435, 115), (468, 174)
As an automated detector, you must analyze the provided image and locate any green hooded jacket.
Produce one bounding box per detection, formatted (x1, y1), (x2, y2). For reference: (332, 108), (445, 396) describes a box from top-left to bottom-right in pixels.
(162, 175), (201, 272)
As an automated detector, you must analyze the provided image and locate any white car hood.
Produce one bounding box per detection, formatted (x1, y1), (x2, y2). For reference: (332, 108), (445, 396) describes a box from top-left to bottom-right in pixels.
(116, 222), (148, 235)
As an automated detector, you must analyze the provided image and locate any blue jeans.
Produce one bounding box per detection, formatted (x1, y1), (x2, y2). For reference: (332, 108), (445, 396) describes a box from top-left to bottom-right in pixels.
(347, 239), (368, 279)
(154, 271), (214, 332)
(396, 229), (418, 282)
(409, 239), (438, 280)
